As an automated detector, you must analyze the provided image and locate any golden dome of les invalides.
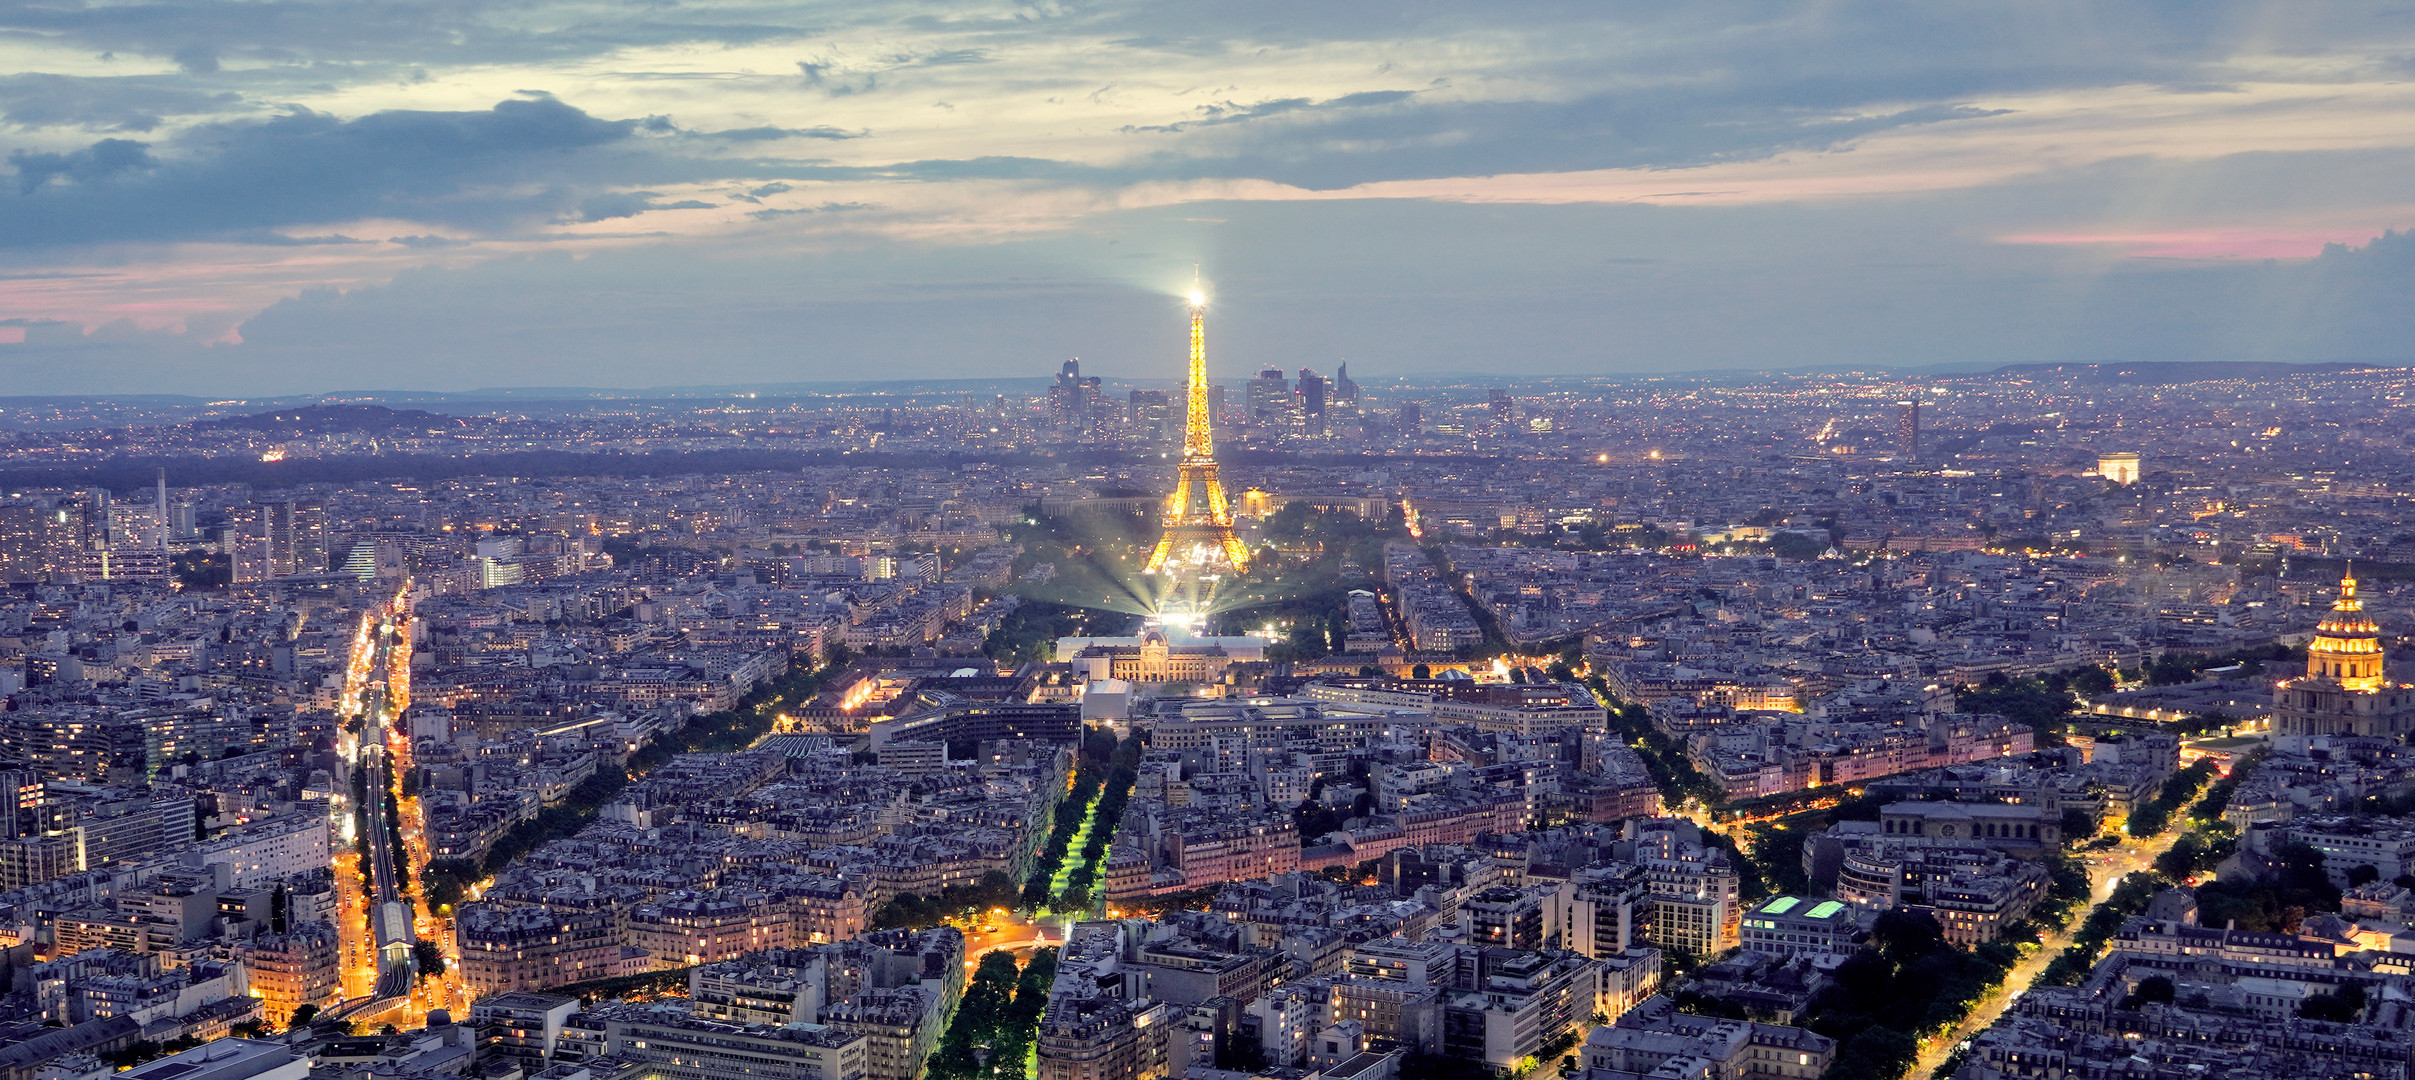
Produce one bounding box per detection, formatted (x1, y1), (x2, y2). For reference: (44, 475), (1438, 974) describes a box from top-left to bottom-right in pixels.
(2275, 569), (2415, 745)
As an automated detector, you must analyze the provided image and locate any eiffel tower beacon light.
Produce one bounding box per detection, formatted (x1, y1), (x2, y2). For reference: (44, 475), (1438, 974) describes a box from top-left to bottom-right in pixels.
(1142, 284), (1251, 577)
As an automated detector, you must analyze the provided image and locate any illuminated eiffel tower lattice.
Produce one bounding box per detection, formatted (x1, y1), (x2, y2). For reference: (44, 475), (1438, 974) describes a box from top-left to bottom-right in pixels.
(1143, 288), (1251, 576)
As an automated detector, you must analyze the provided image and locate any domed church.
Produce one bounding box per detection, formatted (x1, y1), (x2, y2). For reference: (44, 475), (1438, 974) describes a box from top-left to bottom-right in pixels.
(2274, 570), (2415, 748)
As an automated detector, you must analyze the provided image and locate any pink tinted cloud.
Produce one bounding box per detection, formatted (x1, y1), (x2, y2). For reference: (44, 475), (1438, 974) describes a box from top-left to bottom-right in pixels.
(0, 237), (508, 335)
(1993, 227), (2379, 260)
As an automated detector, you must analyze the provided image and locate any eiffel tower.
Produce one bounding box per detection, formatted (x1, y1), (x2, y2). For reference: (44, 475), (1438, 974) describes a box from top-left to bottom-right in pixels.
(1143, 288), (1251, 576)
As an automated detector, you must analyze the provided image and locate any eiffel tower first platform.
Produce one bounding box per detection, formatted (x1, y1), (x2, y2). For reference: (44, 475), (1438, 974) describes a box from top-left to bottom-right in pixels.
(1143, 288), (1251, 578)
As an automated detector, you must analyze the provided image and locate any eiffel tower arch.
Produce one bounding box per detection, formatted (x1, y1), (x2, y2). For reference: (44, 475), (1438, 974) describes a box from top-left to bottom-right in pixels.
(1144, 290), (1251, 577)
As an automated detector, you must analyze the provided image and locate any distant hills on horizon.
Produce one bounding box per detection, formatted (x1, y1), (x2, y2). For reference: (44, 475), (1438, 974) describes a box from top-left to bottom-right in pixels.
(1978, 360), (2398, 385)
(193, 403), (497, 436)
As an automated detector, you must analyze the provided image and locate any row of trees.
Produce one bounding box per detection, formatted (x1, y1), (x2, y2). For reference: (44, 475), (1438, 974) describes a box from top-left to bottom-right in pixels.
(927, 948), (1058, 1080)
(2034, 755), (2344, 996)
(2023, 757), (2230, 986)
(2042, 841), (2344, 1000)
(1628, 665), (2328, 1077)
(1020, 732), (1118, 908)
(1703, 765), (2131, 1078)
(1057, 734), (1142, 911)
(2035, 852), (2096, 928)
(873, 871), (1022, 930)
(1589, 683), (1723, 808)
(2037, 871), (2170, 987)
(2151, 752), (2265, 882)
(627, 656), (835, 773)
(426, 651), (832, 908)
(840, 729), (1153, 928)
(424, 766), (629, 909)
(2126, 759), (2221, 838)
(2123, 642), (2304, 687)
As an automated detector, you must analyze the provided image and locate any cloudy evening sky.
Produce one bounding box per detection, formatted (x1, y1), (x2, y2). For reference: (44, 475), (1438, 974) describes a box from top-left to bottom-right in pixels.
(4, 1), (2415, 394)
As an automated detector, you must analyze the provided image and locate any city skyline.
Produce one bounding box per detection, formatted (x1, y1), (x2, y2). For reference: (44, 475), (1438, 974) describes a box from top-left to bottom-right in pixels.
(7, 5), (2415, 391)
(0, 354), (2398, 1080)
(8, 8), (2415, 1080)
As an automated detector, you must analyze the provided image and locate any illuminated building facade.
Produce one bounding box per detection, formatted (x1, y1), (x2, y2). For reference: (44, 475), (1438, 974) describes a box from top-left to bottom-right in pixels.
(2274, 571), (2415, 748)
(0, 503), (87, 582)
(1036, 995), (1186, 1080)
(456, 904), (624, 995)
(2097, 451), (2141, 484)
(1067, 630), (1237, 684)
(235, 924), (342, 1025)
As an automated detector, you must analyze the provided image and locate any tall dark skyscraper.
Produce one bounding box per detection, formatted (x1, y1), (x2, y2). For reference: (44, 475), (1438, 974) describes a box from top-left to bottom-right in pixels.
(226, 499), (329, 582)
(1128, 388), (1171, 433)
(1333, 362), (1358, 405)
(1489, 388), (1513, 423)
(1296, 369), (1328, 417)
(1296, 370), (1329, 435)
(1399, 402), (1423, 435)
(1050, 359), (1078, 422)
(1050, 359), (1101, 427)
(292, 500), (328, 573)
(1247, 369), (1289, 422)
(1896, 400), (1920, 460)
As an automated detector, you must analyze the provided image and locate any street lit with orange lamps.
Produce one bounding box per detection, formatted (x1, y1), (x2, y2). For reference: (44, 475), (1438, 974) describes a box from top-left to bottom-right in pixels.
(330, 580), (434, 1017)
